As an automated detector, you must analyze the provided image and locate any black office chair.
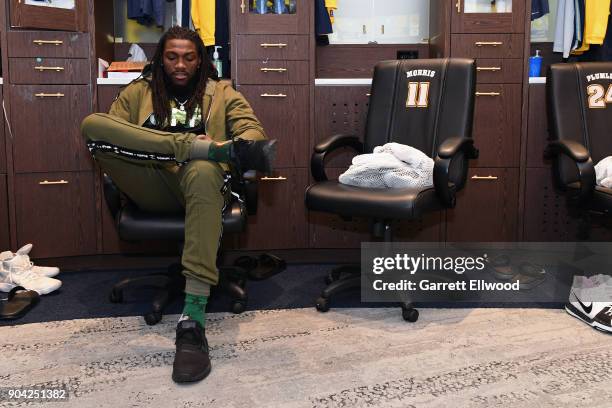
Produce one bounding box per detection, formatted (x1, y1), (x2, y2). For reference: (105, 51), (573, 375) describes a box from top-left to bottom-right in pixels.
(306, 58), (478, 322)
(103, 170), (258, 325)
(545, 62), (612, 222)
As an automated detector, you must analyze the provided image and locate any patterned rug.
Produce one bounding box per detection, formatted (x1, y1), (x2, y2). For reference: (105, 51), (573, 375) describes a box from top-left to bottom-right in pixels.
(1, 307), (611, 407)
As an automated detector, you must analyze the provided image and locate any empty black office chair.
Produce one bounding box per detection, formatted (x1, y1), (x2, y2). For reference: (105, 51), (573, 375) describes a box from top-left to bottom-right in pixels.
(545, 62), (612, 221)
(306, 58), (478, 322)
(103, 170), (257, 325)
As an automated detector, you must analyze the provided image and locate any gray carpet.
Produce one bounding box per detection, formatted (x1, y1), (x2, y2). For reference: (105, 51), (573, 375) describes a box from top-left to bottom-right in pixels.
(1, 307), (611, 407)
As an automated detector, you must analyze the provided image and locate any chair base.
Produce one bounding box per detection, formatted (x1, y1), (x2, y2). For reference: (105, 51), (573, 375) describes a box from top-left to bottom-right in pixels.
(314, 264), (419, 322)
(109, 262), (249, 325)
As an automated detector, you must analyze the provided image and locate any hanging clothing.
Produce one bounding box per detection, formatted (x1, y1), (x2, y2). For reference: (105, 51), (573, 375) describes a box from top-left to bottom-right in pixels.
(553, 0), (576, 58)
(176, 0), (182, 26)
(182, 0), (191, 27)
(315, 0), (332, 35)
(325, 0), (337, 24)
(571, 0), (585, 51)
(531, 0), (549, 20)
(573, 0), (611, 55)
(192, 0), (215, 46)
(127, 0), (166, 27)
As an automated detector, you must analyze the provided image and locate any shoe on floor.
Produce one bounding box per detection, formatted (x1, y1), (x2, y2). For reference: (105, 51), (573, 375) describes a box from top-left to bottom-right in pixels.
(0, 243), (60, 278)
(566, 291), (612, 333)
(0, 257), (62, 295)
(172, 319), (212, 383)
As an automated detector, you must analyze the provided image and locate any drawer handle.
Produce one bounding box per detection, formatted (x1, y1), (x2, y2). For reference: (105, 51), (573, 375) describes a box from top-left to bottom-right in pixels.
(39, 179), (69, 185)
(35, 66), (65, 72)
(261, 176), (287, 181)
(240, 0), (246, 13)
(475, 92), (501, 96)
(475, 41), (503, 47)
(260, 93), (287, 98)
(477, 66), (501, 72)
(260, 43), (287, 48)
(260, 68), (287, 73)
(33, 40), (64, 46)
(471, 175), (498, 180)
(35, 93), (65, 98)
(456, 0), (461, 13)
(366, 93), (371, 96)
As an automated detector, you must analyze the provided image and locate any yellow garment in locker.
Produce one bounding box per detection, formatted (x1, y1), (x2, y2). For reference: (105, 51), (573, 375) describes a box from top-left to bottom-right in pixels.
(572, 0), (611, 55)
(192, 0), (216, 46)
(325, 0), (337, 24)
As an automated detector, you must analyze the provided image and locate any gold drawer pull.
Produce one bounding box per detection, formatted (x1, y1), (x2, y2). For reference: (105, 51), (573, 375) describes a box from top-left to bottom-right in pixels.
(260, 93), (287, 98)
(471, 175), (498, 180)
(39, 179), (69, 185)
(456, 0), (461, 13)
(475, 41), (503, 47)
(477, 66), (501, 71)
(366, 93), (371, 96)
(260, 68), (287, 73)
(261, 176), (287, 181)
(240, 0), (246, 13)
(260, 43), (287, 48)
(476, 92), (501, 96)
(33, 40), (64, 46)
(35, 93), (65, 98)
(35, 66), (65, 72)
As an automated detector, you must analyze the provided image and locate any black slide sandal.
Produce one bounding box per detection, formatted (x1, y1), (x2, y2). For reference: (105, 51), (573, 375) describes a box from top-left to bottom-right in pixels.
(0, 286), (40, 320)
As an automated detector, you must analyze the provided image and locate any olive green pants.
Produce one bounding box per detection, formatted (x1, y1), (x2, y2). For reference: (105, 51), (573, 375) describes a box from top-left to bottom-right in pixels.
(81, 113), (227, 291)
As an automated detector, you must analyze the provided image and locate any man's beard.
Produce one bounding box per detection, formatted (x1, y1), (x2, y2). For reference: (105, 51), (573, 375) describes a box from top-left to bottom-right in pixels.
(165, 72), (199, 99)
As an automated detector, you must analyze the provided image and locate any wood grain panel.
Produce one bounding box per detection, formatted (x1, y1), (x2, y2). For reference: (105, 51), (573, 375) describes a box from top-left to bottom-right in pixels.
(0, 87), (5, 174)
(451, 34), (524, 59)
(237, 85), (309, 167)
(526, 83), (548, 167)
(231, 0), (311, 35)
(237, 60), (309, 85)
(9, 58), (90, 84)
(0, 175), (9, 252)
(475, 58), (523, 83)
(11, 85), (93, 173)
(97, 85), (122, 113)
(314, 85), (370, 168)
(429, 0), (451, 59)
(471, 84), (521, 168)
(7, 31), (90, 58)
(316, 44), (430, 78)
(446, 168), (519, 242)
(15, 171), (97, 258)
(236, 34), (309, 60)
(451, 0), (525, 33)
(9, 0), (87, 31)
(239, 168), (308, 249)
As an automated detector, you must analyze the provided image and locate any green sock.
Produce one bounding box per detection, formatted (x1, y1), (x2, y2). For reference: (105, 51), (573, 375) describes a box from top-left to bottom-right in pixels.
(182, 293), (208, 327)
(207, 141), (232, 162)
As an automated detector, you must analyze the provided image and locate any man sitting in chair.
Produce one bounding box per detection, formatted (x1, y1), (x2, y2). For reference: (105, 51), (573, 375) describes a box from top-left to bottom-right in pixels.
(81, 26), (276, 383)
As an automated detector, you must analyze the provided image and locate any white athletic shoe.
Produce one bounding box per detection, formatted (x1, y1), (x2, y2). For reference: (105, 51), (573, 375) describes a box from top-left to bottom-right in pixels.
(0, 257), (62, 295)
(566, 291), (612, 333)
(0, 243), (60, 278)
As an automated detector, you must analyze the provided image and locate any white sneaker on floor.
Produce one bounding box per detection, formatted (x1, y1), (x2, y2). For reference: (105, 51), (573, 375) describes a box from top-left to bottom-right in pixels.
(0, 243), (60, 278)
(566, 291), (612, 333)
(0, 257), (62, 295)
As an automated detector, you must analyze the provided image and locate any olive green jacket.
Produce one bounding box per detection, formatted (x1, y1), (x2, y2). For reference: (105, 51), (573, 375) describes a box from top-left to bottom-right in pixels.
(109, 77), (266, 144)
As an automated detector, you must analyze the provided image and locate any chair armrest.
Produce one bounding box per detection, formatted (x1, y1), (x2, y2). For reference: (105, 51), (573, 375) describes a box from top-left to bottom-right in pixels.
(433, 138), (478, 208)
(544, 141), (595, 204)
(103, 173), (121, 219)
(312, 134), (364, 182)
(544, 140), (590, 162)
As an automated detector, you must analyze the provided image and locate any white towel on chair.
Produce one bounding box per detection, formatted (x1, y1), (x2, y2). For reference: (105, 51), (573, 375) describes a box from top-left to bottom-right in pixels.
(595, 156), (612, 188)
(339, 143), (434, 189)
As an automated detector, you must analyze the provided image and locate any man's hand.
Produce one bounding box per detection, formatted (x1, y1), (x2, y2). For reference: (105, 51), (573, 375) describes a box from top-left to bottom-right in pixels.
(196, 134), (212, 141)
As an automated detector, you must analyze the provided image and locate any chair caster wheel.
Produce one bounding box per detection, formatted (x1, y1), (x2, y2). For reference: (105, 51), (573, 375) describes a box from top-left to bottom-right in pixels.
(144, 311), (162, 325)
(324, 274), (334, 285)
(315, 297), (330, 312)
(402, 308), (419, 322)
(109, 289), (123, 303)
(231, 301), (246, 314)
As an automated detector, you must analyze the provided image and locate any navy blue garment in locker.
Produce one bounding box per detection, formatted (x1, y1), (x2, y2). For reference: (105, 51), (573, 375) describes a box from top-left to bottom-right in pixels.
(182, 0), (191, 27)
(128, 0), (166, 27)
(531, 0), (549, 20)
(315, 0), (332, 35)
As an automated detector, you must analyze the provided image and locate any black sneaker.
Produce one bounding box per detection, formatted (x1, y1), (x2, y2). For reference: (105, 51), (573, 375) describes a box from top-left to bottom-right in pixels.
(231, 138), (277, 174)
(172, 319), (212, 383)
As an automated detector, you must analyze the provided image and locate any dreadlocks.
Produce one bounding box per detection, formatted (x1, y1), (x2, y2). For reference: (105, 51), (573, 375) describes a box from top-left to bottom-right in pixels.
(149, 26), (219, 130)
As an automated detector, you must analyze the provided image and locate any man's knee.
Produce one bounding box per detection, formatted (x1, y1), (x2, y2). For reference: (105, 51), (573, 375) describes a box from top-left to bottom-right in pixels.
(180, 160), (225, 195)
(81, 113), (108, 141)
